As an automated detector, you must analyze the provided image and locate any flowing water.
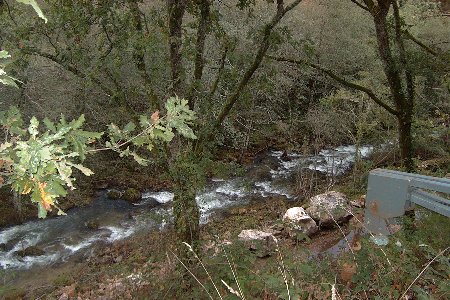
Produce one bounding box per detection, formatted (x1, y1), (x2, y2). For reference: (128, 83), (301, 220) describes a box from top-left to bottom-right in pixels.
(0, 145), (373, 270)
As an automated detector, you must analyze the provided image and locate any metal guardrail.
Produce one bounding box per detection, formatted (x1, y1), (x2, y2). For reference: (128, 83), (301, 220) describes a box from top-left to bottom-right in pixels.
(364, 169), (450, 235)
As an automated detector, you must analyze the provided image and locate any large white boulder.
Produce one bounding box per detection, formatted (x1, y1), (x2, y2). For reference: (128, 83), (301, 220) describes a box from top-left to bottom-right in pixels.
(238, 229), (276, 257)
(306, 191), (352, 227)
(282, 207), (318, 237)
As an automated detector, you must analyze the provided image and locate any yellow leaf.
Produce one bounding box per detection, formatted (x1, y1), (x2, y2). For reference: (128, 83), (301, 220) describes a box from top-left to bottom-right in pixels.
(22, 183), (32, 195)
(38, 182), (54, 211)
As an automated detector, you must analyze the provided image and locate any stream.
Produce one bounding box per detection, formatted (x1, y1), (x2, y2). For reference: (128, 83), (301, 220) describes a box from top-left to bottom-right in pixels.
(0, 145), (373, 270)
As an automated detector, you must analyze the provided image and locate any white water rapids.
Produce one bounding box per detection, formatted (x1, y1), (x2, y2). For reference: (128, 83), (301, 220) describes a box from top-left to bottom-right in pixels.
(0, 145), (373, 270)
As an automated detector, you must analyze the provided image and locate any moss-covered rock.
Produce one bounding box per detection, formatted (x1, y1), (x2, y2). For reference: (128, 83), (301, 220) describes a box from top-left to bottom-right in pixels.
(86, 220), (99, 230)
(123, 188), (141, 203)
(15, 246), (45, 257)
(107, 189), (122, 200)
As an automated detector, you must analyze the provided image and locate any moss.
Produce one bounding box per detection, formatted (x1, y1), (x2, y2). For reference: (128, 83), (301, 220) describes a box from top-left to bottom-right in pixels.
(86, 219), (99, 230)
(122, 188), (141, 203)
(107, 189), (122, 200)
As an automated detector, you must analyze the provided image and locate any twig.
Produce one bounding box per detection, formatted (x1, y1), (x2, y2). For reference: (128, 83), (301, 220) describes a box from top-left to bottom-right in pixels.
(219, 241), (245, 300)
(183, 242), (223, 300)
(88, 119), (162, 153)
(272, 236), (291, 300)
(170, 249), (215, 300)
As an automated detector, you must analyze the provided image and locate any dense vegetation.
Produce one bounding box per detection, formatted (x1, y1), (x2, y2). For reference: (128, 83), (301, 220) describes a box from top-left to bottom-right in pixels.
(0, 0), (449, 299)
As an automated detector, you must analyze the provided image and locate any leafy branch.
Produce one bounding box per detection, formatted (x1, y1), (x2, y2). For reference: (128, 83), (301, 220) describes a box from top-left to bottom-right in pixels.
(0, 97), (197, 218)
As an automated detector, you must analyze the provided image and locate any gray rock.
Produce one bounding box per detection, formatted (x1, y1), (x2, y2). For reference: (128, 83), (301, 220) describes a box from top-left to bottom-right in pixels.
(282, 207), (318, 237)
(0, 243), (6, 251)
(15, 245), (45, 257)
(238, 229), (276, 258)
(306, 191), (352, 227)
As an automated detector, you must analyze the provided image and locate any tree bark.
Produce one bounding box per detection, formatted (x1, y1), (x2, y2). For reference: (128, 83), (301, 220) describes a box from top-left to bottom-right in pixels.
(168, 0), (188, 96)
(364, 0), (415, 171)
(398, 115), (414, 171)
(128, 0), (160, 110)
(187, 0), (211, 110)
(173, 188), (200, 249)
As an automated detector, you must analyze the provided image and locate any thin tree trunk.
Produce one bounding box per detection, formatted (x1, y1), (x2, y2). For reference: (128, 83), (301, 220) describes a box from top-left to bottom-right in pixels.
(128, 0), (160, 110)
(398, 115), (414, 171)
(369, 0), (415, 171)
(173, 188), (200, 249)
(168, 0), (187, 96)
(187, 0), (211, 110)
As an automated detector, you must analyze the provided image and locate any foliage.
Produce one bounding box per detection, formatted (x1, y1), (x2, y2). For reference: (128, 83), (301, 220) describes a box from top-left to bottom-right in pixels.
(0, 0), (47, 87)
(0, 51), (20, 87)
(105, 96), (197, 166)
(148, 207), (449, 299)
(0, 108), (99, 217)
(0, 97), (197, 218)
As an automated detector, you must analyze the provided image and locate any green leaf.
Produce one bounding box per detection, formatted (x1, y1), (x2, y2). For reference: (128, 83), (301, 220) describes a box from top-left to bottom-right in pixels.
(69, 114), (85, 130)
(57, 209), (66, 216)
(28, 117), (39, 137)
(37, 203), (47, 218)
(43, 118), (56, 132)
(16, 0), (48, 23)
(0, 50), (11, 59)
(67, 162), (94, 176)
(0, 69), (19, 88)
(45, 180), (67, 197)
(131, 152), (149, 166)
(123, 122), (136, 133)
(56, 162), (74, 189)
(139, 115), (150, 128)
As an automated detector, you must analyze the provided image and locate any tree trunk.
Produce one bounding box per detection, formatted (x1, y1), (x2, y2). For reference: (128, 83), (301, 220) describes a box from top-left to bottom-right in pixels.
(128, 0), (160, 109)
(371, 1), (415, 171)
(168, 0), (187, 96)
(173, 186), (200, 249)
(187, 0), (211, 110)
(398, 114), (414, 172)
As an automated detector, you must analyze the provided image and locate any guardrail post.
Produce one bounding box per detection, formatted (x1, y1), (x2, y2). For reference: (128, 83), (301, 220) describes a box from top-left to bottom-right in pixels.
(364, 169), (450, 236)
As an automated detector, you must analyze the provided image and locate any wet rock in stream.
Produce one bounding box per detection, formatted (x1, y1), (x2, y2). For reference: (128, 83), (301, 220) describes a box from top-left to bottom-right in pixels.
(86, 220), (100, 230)
(123, 188), (142, 203)
(15, 246), (45, 257)
(107, 189), (122, 200)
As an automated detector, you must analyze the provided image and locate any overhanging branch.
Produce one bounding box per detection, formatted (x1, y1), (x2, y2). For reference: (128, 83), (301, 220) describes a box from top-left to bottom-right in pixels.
(267, 55), (400, 116)
(350, 0), (370, 12)
(21, 47), (114, 97)
(404, 30), (443, 59)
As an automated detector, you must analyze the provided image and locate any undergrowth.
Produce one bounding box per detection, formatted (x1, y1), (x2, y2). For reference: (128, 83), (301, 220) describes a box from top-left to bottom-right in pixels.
(148, 208), (449, 300)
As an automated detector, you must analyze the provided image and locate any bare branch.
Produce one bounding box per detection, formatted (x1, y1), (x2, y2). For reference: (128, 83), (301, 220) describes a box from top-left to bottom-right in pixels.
(267, 55), (400, 116)
(404, 30), (443, 58)
(350, 0), (370, 12)
(212, 0), (303, 128)
(21, 47), (114, 97)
